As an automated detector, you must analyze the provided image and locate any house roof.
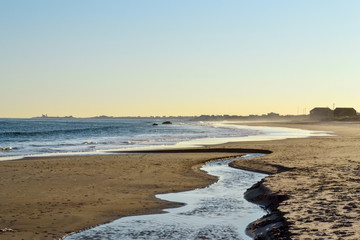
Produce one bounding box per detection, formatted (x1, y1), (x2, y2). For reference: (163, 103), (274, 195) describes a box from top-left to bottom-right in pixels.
(334, 107), (356, 111)
(310, 107), (332, 112)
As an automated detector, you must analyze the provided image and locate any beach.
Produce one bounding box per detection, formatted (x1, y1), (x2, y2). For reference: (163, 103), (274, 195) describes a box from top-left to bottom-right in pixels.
(230, 121), (360, 239)
(1, 121), (360, 239)
(0, 152), (239, 240)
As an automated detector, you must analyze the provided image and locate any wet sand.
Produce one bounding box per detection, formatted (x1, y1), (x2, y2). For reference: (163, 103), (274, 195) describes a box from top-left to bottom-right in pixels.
(1, 121), (360, 239)
(0, 152), (243, 240)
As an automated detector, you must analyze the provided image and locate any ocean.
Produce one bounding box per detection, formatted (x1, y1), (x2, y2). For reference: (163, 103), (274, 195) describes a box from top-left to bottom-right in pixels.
(0, 118), (260, 160)
(0, 118), (329, 161)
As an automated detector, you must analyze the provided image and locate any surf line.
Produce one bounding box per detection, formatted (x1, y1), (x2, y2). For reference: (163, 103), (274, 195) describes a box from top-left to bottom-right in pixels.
(64, 148), (290, 240)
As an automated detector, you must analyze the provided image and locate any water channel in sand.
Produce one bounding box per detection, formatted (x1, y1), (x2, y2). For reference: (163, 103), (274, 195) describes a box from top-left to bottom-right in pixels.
(65, 154), (267, 240)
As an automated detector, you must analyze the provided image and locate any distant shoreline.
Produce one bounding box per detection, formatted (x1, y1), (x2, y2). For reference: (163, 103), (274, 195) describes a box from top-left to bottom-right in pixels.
(2, 113), (309, 121)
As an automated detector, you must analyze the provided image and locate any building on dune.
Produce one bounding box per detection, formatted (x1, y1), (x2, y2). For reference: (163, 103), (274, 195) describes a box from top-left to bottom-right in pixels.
(310, 107), (358, 121)
(310, 107), (334, 121)
(333, 108), (357, 118)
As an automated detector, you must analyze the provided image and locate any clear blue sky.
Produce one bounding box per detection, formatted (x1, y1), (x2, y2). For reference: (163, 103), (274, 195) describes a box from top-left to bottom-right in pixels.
(1, 1), (359, 117)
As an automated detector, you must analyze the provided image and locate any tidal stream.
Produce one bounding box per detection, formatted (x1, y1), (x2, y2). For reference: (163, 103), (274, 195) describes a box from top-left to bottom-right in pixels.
(65, 154), (267, 240)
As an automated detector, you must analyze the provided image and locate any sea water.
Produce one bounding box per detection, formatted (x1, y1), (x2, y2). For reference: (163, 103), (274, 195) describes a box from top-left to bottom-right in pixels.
(0, 118), (255, 160)
(0, 118), (329, 161)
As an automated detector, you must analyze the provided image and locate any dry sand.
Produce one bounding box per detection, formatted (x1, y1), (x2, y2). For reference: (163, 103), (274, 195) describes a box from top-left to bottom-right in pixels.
(228, 121), (360, 239)
(1, 121), (360, 239)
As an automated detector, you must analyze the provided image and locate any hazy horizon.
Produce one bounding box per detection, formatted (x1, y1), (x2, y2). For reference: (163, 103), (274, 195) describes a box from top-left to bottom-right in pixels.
(1, 1), (359, 118)
(0, 112), (310, 119)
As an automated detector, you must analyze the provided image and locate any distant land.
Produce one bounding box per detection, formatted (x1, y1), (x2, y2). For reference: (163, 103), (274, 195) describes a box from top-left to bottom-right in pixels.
(31, 113), (308, 121)
(30, 110), (360, 122)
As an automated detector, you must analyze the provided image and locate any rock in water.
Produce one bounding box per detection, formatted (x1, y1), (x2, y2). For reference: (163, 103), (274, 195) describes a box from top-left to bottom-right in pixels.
(0, 147), (12, 151)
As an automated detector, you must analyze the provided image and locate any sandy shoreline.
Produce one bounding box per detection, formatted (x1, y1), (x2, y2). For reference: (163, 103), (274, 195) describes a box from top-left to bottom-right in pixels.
(1, 121), (360, 239)
(0, 151), (251, 240)
(229, 121), (360, 239)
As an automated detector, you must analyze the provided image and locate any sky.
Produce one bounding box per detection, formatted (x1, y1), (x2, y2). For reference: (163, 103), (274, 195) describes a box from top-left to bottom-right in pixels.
(1, 1), (359, 117)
